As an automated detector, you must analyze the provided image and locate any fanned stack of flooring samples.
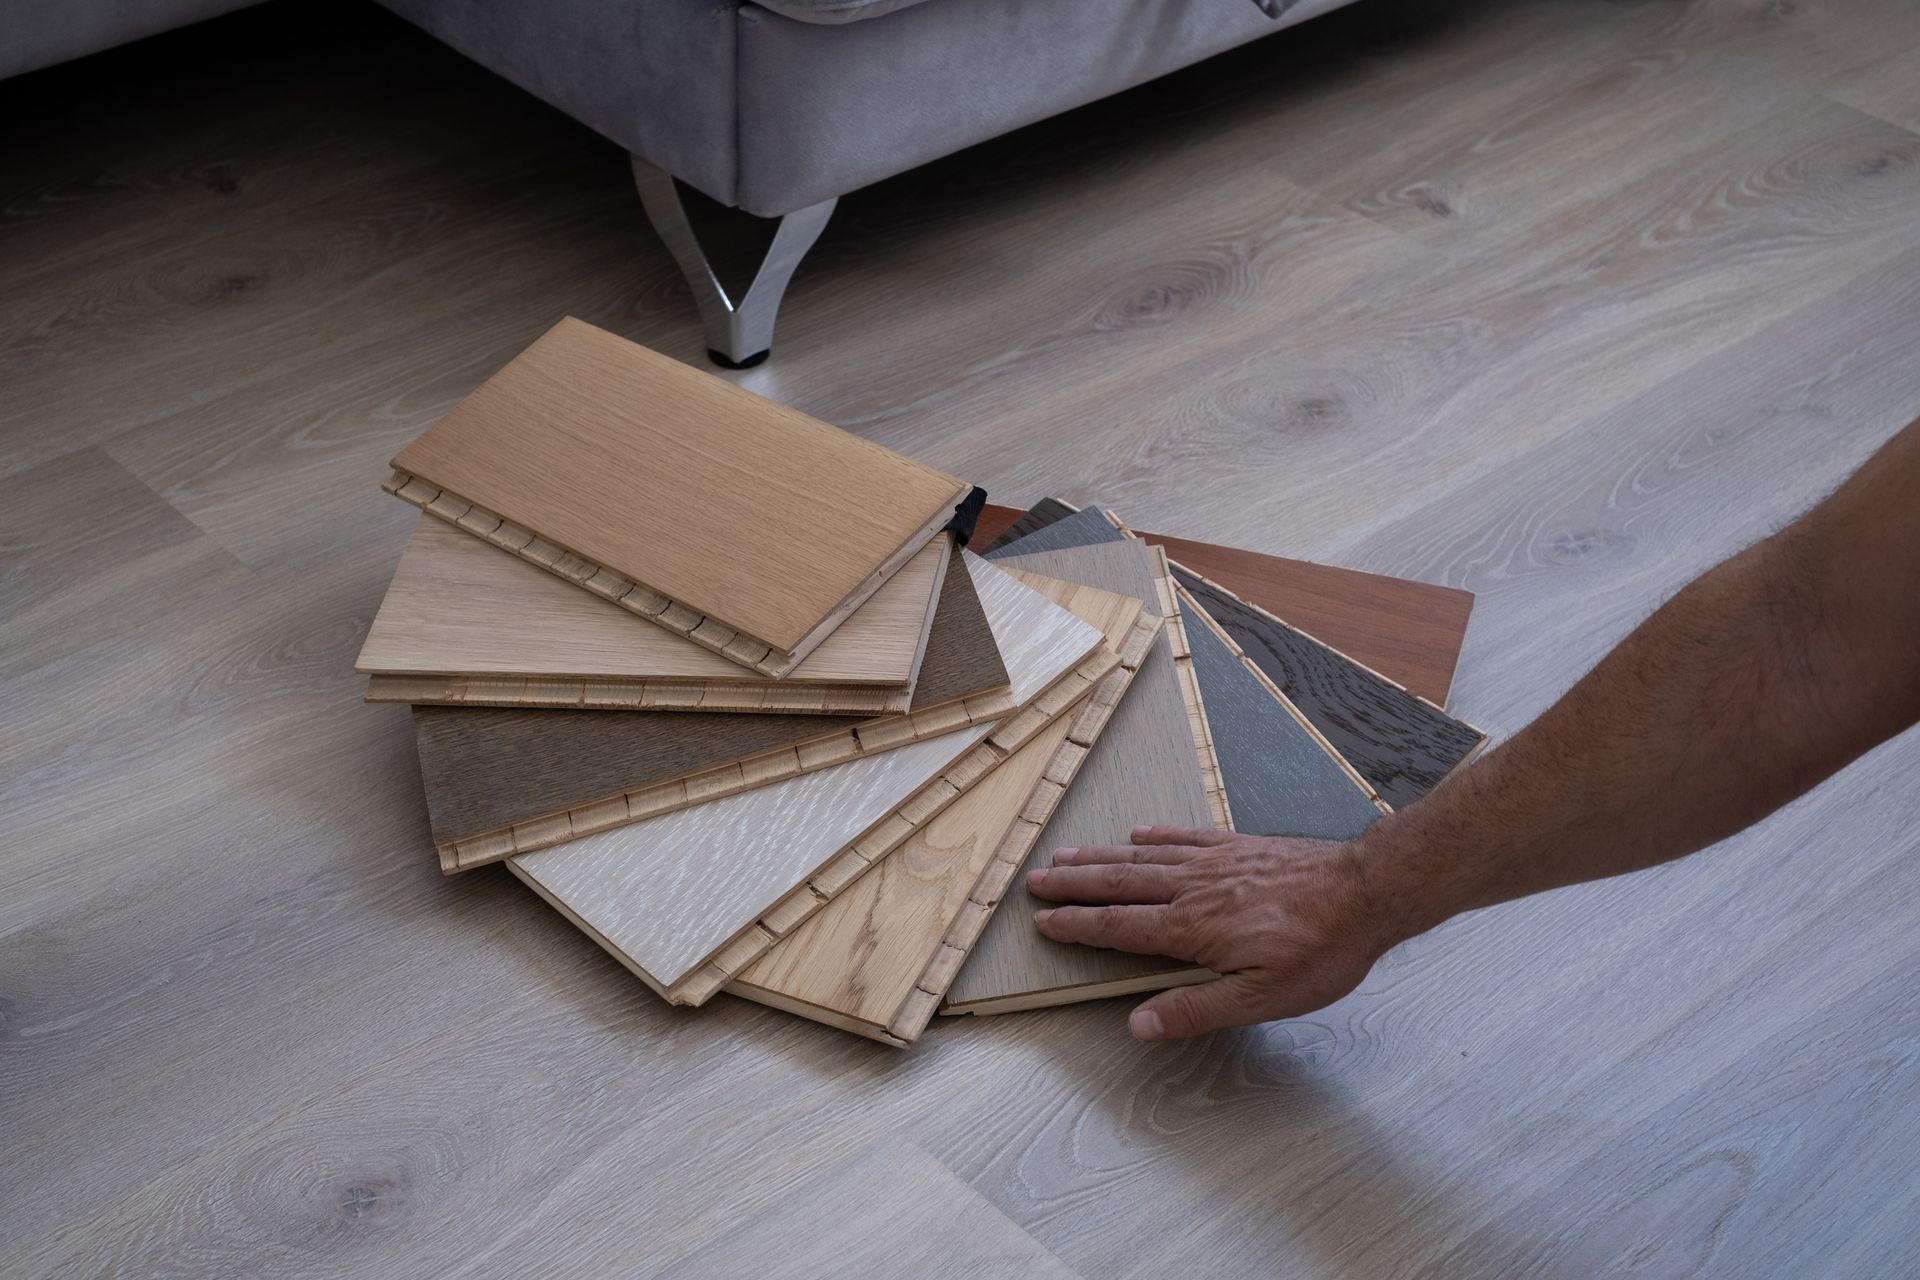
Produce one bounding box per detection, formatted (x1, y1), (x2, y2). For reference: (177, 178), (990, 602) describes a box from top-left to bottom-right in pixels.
(357, 324), (1485, 1049)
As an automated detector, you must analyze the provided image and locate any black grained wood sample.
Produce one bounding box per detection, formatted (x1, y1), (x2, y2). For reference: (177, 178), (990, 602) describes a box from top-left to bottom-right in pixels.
(1173, 568), (1484, 809)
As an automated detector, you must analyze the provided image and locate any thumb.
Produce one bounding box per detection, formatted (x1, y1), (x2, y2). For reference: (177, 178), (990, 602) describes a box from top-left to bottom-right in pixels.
(1129, 976), (1260, 1040)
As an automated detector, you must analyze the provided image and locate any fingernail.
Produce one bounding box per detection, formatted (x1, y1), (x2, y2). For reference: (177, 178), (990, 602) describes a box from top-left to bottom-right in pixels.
(1131, 825), (1152, 841)
(1034, 908), (1054, 924)
(1130, 1008), (1165, 1040)
(1026, 868), (1046, 887)
(1052, 847), (1079, 863)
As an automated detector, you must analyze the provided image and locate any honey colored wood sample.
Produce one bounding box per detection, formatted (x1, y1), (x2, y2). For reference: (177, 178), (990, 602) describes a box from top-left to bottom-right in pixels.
(385, 316), (972, 675)
(973, 502), (1473, 706)
(359, 517), (986, 712)
(943, 539), (1225, 1015)
(506, 556), (1124, 1006)
(727, 571), (1160, 1046)
(1173, 567), (1487, 809)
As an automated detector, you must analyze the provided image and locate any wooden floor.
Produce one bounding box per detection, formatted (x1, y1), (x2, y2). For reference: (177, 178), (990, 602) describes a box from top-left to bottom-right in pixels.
(5, 0), (1919, 1274)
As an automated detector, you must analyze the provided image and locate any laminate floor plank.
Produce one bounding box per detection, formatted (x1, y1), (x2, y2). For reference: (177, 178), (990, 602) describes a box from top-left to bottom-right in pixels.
(387, 317), (970, 672)
(10, 0), (1920, 1273)
(410, 540), (1008, 869)
(1177, 589), (1384, 840)
(506, 556), (1109, 1002)
(944, 538), (1221, 1013)
(359, 517), (978, 703)
(728, 572), (1154, 1044)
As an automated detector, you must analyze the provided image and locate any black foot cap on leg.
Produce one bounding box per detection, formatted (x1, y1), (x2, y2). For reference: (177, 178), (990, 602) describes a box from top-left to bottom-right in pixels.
(708, 348), (770, 370)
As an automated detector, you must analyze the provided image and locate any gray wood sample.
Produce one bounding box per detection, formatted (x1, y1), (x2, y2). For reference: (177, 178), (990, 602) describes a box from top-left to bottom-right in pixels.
(1180, 589), (1384, 840)
(1174, 567), (1486, 808)
(943, 538), (1217, 1012)
(981, 503), (1122, 561)
(412, 548), (1007, 853)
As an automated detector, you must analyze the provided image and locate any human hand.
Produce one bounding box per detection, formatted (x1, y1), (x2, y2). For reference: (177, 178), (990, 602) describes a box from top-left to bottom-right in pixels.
(1026, 825), (1413, 1041)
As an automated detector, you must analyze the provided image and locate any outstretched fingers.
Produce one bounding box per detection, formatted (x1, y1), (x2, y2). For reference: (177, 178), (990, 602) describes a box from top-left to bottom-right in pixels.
(1028, 860), (1180, 905)
(1033, 903), (1190, 956)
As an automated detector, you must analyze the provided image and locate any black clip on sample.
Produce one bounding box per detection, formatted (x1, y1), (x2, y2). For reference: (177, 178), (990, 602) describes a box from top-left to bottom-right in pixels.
(942, 486), (989, 548)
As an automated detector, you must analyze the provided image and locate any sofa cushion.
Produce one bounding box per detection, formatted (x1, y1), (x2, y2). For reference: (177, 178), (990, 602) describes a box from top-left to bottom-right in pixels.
(750, 0), (939, 25)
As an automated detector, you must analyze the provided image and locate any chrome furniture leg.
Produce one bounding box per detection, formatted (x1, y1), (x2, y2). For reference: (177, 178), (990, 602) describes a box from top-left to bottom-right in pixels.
(630, 157), (838, 368)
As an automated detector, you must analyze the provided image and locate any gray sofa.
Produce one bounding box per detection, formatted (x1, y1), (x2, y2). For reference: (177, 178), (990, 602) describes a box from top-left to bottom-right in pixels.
(10, 0), (1354, 365)
(376, 0), (1356, 365)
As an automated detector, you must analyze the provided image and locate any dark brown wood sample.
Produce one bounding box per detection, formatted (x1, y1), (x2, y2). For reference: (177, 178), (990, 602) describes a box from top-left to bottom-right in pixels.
(413, 552), (1009, 854)
(972, 503), (1474, 706)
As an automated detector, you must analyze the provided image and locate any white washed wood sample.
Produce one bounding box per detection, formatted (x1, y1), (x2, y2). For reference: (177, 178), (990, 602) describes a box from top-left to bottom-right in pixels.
(357, 515), (955, 711)
(507, 554), (1112, 1005)
(727, 571), (1158, 1045)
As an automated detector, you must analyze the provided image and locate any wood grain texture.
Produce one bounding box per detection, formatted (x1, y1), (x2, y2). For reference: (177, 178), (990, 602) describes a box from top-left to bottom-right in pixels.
(1178, 586), (1385, 839)
(988, 498), (1484, 809)
(413, 555), (1088, 871)
(388, 315), (970, 669)
(652, 1137), (1082, 1279)
(11, 1), (1920, 1274)
(974, 503), (1473, 705)
(507, 555), (1113, 1003)
(1175, 565), (1485, 808)
(358, 516), (981, 708)
(945, 538), (1221, 1013)
(728, 576), (1155, 1045)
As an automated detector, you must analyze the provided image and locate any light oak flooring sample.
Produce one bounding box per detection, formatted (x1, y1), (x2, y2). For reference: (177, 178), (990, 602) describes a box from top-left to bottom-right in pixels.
(1174, 566), (1486, 808)
(386, 316), (971, 673)
(413, 552), (1014, 870)
(1178, 587), (1384, 840)
(506, 554), (1111, 1004)
(359, 516), (977, 711)
(944, 538), (1220, 1014)
(728, 573), (1156, 1045)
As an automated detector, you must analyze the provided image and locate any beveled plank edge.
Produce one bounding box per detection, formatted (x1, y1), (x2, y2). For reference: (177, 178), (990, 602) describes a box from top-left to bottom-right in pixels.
(1149, 543), (1233, 832)
(435, 685), (1024, 873)
(364, 672), (944, 715)
(384, 469), (795, 675)
(940, 966), (1218, 1017)
(894, 623), (1157, 1040)
(1173, 582), (1393, 816)
(659, 637), (1122, 1007)
(760, 485), (975, 675)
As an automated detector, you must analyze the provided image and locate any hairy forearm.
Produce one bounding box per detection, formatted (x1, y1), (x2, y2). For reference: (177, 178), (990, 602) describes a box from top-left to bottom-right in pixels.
(1359, 430), (1920, 941)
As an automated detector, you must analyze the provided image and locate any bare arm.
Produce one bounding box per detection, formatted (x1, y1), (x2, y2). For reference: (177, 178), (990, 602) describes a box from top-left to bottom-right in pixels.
(1030, 416), (1920, 1040)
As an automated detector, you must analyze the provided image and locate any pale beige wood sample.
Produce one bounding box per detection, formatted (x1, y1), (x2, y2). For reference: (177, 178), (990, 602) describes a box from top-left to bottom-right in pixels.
(507, 555), (1120, 1005)
(728, 574), (1159, 1045)
(942, 538), (1230, 1015)
(386, 316), (971, 675)
(357, 515), (958, 711)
